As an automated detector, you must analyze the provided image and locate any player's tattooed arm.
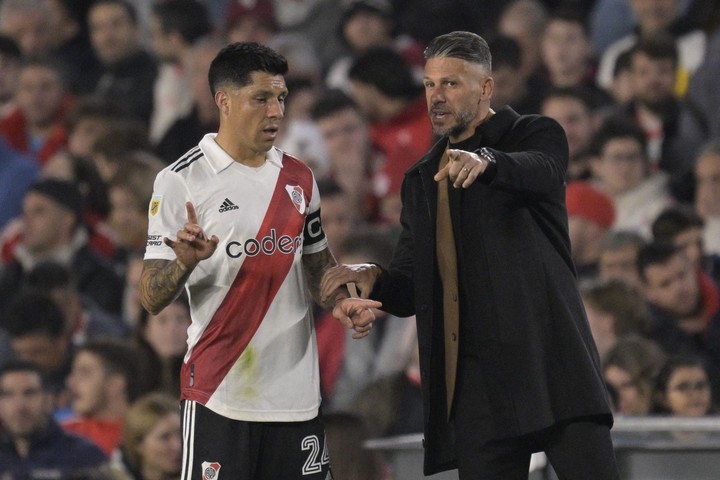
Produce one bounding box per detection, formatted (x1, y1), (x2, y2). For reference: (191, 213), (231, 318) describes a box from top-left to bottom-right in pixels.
(139, 259), (192, 315)
(303, 247), (349, 309)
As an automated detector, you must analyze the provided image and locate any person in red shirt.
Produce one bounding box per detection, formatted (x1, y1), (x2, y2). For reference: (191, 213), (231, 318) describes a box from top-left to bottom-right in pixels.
(63, 339), (142, 457)
(347, 46), (434, 225)
(0, 58), (73, 166)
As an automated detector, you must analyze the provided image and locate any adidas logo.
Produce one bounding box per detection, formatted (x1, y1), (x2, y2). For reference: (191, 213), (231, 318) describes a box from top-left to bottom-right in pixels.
(219, 198), (239, 213)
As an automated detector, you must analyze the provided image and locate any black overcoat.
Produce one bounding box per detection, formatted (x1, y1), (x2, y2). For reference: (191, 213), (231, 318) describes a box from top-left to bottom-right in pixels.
(370, 107), (613, 475)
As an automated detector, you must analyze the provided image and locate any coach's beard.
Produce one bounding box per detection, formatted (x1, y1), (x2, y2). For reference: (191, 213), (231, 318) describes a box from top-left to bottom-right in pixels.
(432, 108), (477, 139)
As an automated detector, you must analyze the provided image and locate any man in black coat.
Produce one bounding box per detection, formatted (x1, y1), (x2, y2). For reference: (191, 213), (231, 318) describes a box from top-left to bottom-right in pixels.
(322, 31), (618, 479)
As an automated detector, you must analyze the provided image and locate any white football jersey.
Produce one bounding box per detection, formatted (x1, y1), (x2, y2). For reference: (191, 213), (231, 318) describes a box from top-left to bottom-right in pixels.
(145, 134), (328, 422)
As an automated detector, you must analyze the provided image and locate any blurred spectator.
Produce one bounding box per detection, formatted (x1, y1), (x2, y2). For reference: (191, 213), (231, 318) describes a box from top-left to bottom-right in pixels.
(41, 151), (118, 263)
(271, 62), (330, 177)
(589, 0), (635, 55)
(89, 119), (152, 183)
(325, 0), (424, 93)
(580, 277), (651, 361)
(539, 6), (612, 109)
(588, 117), (674, 237)
(322, 227), (416, 412)
(63, 339), (140, 457)
(0, 0), (53, 58)
(391, 0), (490, 45)
(637, 241), (720, 398)
(106, 151), (164, 269)
(89, 0), (158, 124)
(597, 0), (706, 95)
(694, 139), (720, 256)
(224, 0), (277, 45)
(24, 262), (128, 345)
(56, 95), (127, 163)
(540, 87), (598, 180)
(154, 35), (222, 164)
(117, 392), (182, 480)
(608, 49), (635, 104)
(148, 0), (212, 151)
(133, 294), (190, 397)
(489, 36), (543, 115)
(0, 138), (39, 231)
(311, 89), (381, 223)
(603, 334), (667, 415)
(120, 249), (144, 330)
(271, 0), (345, 71)
(1, 290), (74, 407)
(597, 229), (647, 286)
(0, 360), (107, 476)
(0, 58), (74, 167)
(651, 204), (720, 284)
(498, 0), (549, 81)
(347, 47), (432, 225)
(0, 179), (125, 315)
(652, 353), (714, 416)
(687, 27), (720, 138)
(322, 412), (387, 480)
(316, 178), (359, 258)
(0, 35), (21, 119)
(605, 34), (708, 201)
(352, 338), (423, 438)
(565, 180), (616, 281)
(46, 0), (104, 95)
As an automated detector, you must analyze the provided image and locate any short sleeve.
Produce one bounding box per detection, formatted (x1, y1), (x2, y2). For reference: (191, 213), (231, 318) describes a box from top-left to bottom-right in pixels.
(144, 169), (191, 260)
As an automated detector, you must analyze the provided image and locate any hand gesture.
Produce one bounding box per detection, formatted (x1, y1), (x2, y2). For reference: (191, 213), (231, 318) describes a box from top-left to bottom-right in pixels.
(434, 149), (489, 188)
(333, 298), (383, 339)
(163, 202), (219, 270)
(320, 263), (381, 302)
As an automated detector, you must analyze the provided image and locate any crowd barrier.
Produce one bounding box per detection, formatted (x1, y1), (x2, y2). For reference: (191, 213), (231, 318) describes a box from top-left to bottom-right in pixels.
(365, 416), (720, 479)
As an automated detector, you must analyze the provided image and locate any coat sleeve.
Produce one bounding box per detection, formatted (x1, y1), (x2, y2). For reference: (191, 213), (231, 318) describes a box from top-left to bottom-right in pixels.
(370, 180), (416, 317)
(483, 115), (568, 199)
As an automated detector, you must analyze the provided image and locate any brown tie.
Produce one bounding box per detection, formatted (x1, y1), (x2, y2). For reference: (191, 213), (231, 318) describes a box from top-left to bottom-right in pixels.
(436, 149), (460, 418)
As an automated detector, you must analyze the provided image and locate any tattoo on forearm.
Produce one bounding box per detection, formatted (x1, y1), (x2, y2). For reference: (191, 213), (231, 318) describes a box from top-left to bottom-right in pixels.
(303, 248), (347, 309)
(140, 259), (192, 314)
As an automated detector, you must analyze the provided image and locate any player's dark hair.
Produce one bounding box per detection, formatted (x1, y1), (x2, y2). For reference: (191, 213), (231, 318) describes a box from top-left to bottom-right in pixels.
(208, 42), (288, 96)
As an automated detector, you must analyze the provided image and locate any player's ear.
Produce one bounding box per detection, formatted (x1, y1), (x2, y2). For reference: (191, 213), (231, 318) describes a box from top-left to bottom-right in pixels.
(215, 90), (230, 115)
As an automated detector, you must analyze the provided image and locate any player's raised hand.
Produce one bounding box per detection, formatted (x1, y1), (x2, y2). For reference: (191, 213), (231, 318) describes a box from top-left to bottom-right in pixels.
(333, 297), (383, 339)
(164, 202), (219, 270)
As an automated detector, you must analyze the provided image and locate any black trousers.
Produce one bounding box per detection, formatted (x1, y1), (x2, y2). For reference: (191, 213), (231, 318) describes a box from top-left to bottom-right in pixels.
(453, 355), (619, 480)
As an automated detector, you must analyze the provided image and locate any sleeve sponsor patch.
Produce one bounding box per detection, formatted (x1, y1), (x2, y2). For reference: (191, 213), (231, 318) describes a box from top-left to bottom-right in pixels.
(146, 235), (163, 247)
(149, 194), (162, 216)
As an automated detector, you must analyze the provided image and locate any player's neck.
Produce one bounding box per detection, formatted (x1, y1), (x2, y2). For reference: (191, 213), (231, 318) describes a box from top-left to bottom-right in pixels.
(214, 133), (267, 167)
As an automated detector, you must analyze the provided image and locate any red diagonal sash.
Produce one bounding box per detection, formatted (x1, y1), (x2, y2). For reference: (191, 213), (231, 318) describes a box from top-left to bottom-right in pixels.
(181, 155), (313, 403)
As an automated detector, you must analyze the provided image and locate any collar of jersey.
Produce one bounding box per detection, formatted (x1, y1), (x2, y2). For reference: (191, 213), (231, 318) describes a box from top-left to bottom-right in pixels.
(199, 133), (284, 174)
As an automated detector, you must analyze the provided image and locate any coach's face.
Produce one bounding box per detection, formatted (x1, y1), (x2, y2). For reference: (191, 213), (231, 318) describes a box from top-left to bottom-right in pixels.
(217, 71), (287, 160)
(424, 56), (493, 143)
